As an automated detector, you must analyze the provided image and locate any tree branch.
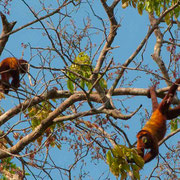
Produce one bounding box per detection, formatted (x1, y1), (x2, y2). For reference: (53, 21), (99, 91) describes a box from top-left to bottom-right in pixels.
(149, 14), (171, 86)
(91, 0), (120, 108)
(159, 128), (180, 146)
(1, 86), (179, 127)
(107, 1), (180, 97)
(0, 12), (16, 56)
(0, 1), (71, 41)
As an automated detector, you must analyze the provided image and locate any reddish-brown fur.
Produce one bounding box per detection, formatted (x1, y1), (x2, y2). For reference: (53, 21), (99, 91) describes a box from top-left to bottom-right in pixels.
(137, 78), (180, 163)
(0, 57), (28, 94)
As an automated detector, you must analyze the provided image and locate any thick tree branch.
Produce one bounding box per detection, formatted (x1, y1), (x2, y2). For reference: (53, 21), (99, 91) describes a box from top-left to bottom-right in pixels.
(0, 91), (139, 158)
(1, 86), (179, 128)
(149, 14), (171, 86)
(91, 0), (120, 108)
(0, 93), (86, 158)
(0, 83), (179, 158)
(0, 12), (16, 56)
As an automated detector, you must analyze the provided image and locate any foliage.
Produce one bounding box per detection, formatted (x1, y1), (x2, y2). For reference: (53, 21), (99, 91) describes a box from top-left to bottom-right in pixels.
(27, 101), (53, 129)
(27, 100), (61, 149)
(106, 145), (144, 179)
(170, 118), (180, 132)
(67, 52), (107, 93)
(0, 0), (179, 179)
(122, 0), (180, 24)
(0, 157), (29, 179)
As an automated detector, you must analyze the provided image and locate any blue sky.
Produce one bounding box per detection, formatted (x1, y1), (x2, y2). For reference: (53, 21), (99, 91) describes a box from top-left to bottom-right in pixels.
(0, 0), (179, 179)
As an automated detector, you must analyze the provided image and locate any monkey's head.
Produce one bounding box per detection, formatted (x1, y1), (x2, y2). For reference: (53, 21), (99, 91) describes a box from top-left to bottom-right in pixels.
(137, 130), (154, 149)
(18, 59), (29, 74)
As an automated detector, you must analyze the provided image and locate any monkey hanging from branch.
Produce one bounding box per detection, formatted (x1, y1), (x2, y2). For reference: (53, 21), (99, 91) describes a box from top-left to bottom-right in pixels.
(137, 78), (180, 163)
(0, 57), (34, 94)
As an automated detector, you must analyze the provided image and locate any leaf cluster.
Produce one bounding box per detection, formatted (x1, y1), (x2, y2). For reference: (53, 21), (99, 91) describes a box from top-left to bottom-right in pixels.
(170, 117), (180, 132)
(106, 145), (144, 180)
(27, 100), (61, 149)
(122, 0), (180, 24)
(0, 157), (29, 180)
(27, 101), (53, 129)
(67, 52), (107, 92)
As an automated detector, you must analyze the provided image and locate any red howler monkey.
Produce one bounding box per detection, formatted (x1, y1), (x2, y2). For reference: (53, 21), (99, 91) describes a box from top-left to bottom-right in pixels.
(0, 57), (28, 94)
(137, 78), (180, 163)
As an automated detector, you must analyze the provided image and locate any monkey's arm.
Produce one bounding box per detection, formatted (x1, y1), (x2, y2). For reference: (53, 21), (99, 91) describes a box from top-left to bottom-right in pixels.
(149, 86), (159, 112)
(143, 142), (158, 163)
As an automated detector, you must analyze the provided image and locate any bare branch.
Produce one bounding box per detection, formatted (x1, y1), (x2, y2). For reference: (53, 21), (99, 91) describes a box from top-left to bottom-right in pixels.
(149, 14), (171, 85)
(91, 0), (120, 107)
(101, 104), (142, 120)
(159, 128), (180, 146)
(0, 1), (71, 41)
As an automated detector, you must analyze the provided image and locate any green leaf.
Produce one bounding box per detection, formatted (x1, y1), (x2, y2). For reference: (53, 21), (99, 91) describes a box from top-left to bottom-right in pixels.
(67, 79), (74, 93)
(122, 2), (129, 9)
(113, 145), (124, 157)
(137, 2), (144, 15)
(171, 118), (178, 132)
(174, 6), (180, 18)
(111, 161), (120, 177)
(31, 118), (40, 129)
(132, 1), (136, 8)
(133, 169), (140, 180)
(80, 79), (85, 89)
(164, 13), (171, 25)
(86, 82), (92, 90)
(106, 151), (113, 166)
(121, 163), (130, 172)
(132, 151), (144, 168)
(145, 1), (152, 13)
(120, 170), (127, 180)
(50, 141), (56, 147)
(99, 78), (107, 89)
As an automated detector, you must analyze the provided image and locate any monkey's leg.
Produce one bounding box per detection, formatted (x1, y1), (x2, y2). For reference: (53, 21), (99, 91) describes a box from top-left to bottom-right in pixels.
(1, 73), (11, 94)
(11, 71), (20, 88)
(166, 105), (180, 119)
